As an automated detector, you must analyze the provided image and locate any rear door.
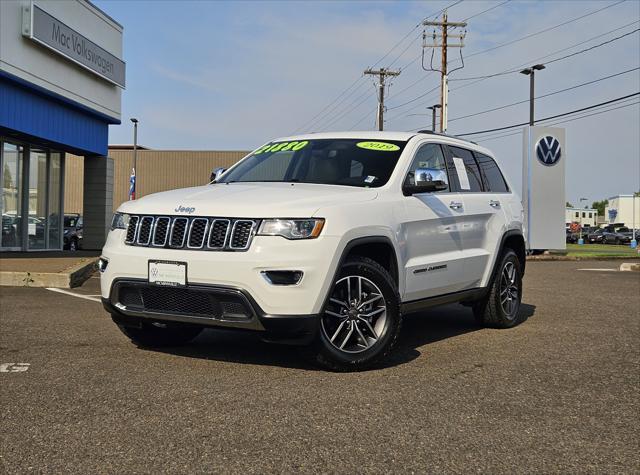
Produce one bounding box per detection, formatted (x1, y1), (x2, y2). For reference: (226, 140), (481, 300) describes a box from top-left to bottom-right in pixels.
(399, 142), (470, 301)
(444, 146), (508, 288)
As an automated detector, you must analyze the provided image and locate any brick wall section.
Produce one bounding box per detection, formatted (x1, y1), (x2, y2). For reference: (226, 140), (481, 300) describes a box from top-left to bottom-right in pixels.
(65, 150), (250, 214)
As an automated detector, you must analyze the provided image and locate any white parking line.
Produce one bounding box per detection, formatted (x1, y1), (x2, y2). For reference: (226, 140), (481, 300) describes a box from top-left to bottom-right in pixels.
(0, 363), (30, 373)
(577, 268), (618, 272)
(46, 288), (102, 302)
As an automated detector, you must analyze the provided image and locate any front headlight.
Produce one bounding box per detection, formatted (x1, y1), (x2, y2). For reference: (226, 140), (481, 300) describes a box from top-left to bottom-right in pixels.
(110, 212), (130, 230)
(258, 219), (324, 240)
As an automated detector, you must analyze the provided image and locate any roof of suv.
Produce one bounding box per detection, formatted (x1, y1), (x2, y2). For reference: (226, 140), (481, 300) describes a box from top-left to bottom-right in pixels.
(272, 131), (487, 152)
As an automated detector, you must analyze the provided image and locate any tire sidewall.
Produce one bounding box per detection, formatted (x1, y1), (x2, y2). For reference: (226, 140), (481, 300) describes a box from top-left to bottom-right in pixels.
(316, 258), (400, 368)
(493, 250), (523, 325)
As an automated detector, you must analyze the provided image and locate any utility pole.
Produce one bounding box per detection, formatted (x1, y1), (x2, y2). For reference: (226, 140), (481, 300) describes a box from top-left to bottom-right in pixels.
(520, 64), (546, 125)
(364, 67), (400, 131)
(423, 12), (466, 133)
(427, 104), (442, 132)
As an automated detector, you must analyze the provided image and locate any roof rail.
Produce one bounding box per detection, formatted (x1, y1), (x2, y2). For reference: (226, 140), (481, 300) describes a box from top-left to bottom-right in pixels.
(416, 130), (477, 145)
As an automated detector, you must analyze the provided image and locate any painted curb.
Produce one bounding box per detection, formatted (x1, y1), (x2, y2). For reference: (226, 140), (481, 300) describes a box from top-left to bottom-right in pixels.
(620, 262), (640, 272)
(0, 258), (97, 288)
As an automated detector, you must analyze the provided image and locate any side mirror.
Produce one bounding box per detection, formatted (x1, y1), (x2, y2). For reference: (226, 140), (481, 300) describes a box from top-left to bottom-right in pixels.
(403, 168), (448, 196)
(210, 167), (226, 183)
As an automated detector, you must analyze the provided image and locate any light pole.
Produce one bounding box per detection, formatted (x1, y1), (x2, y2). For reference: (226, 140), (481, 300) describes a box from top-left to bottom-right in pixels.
(579, 197), (588, 245)
(632, 193), (638, 249)
(427, 104), (442, 132)
(130, 118), (138, 200)
(520, 64), (545, 126)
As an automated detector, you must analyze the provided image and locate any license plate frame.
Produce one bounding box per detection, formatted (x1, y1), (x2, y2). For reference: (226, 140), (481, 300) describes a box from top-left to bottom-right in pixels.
(148, 260), (187, 287)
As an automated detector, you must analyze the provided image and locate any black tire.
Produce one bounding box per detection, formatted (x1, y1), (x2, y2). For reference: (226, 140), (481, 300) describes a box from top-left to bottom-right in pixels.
(114, 318), (203, 347)
(310, 256), (401, 372)
(473, 248), (523, 329)
(69, 238), (78, 251)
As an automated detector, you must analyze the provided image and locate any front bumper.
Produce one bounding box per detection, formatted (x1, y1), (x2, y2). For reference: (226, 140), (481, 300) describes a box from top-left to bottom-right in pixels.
(100, 229), (344, 342)
(103, 280), (319, 344)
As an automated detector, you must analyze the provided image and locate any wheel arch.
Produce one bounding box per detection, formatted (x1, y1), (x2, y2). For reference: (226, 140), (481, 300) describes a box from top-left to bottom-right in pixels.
(339, 236), (400, 288)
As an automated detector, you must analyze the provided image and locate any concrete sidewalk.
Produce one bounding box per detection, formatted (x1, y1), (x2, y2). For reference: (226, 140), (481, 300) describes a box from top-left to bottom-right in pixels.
(0, 251), (99, 288)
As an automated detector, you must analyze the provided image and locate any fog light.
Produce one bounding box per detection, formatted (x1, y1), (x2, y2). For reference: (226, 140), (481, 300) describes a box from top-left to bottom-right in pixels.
(261, 270), (303, 285)
(97, 257), (109, 273)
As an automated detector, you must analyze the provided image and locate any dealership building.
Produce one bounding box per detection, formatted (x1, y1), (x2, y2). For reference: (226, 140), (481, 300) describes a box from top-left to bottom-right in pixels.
(1, 0), (123, 251)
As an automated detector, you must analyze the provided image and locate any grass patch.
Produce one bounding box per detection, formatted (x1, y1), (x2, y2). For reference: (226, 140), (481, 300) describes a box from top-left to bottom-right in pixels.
(559, 243), (640, 258)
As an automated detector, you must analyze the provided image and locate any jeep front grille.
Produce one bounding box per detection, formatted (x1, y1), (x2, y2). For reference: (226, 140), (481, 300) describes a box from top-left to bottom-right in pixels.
(124, 215), (259, 251)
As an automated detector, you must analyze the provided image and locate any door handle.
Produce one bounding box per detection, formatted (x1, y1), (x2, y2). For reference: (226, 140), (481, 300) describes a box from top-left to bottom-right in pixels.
(489, 200), (501, 208)
(449, 201), (463, 210)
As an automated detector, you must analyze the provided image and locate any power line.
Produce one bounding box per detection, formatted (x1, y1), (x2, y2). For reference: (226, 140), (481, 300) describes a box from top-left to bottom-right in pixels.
(463, 0), (511, 21)
(394, 21), (640, 122)
(476, 94), (640, 140)
(448, 67), (640, 123)
(454, 92), (640, 137)
(318, 85), (375, 132)
(450, 28), (639, 81)
(461, 0), (627, 61)
(294, 0), (465, 133)
(476, 100), (640, 143)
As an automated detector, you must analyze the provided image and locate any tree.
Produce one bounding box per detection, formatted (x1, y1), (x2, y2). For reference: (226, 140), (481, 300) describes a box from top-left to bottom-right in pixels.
(592, 199), (608, 216)
(566, 201), (574, 208)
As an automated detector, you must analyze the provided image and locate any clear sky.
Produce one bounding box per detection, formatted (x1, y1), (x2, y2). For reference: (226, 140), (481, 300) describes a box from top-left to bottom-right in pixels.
(95, 0), (640, 206)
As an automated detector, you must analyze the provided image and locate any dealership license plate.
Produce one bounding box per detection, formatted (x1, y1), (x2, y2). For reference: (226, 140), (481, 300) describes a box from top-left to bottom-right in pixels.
(148, 261), (186, 286)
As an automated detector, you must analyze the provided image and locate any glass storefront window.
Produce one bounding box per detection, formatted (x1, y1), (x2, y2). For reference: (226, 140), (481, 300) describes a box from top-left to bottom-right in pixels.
(29, 149), (48, 250)
(0, 140), (64, 251)
(48, 153), (62, 249)
(1, 143), (24, 249)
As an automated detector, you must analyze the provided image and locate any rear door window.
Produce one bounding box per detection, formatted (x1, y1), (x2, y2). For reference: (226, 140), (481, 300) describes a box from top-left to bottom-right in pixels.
(474, 152), (509, 192)
(447, 146), (483, 192)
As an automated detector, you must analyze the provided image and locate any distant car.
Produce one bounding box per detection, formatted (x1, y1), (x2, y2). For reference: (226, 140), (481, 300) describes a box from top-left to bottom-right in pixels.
(602, 226), (631, 245)
(566, 229), (578, 243)
(587, 228), (605, 244)
(63, 214), (83, 250)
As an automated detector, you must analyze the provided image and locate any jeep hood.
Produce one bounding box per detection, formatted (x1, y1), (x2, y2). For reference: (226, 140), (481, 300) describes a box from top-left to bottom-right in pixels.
(117, 182), (378, 217)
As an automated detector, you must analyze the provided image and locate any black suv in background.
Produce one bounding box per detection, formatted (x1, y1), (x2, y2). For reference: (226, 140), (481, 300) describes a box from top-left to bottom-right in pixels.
(587, 228), (605, 243)
(603, 227), (638, 245)
(63, 214), (83, 251)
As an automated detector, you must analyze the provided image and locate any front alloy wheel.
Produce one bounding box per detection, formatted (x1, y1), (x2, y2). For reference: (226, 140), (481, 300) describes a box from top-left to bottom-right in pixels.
(312, 256), (401, 371)
(321, 275), (388, 354)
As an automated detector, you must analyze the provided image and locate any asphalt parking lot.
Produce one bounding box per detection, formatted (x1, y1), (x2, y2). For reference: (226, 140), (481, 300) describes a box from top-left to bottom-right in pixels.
(1, 261), (638, 473)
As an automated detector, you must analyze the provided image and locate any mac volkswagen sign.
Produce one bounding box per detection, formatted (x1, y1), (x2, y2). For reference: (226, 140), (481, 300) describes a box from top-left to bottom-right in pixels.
(536, 136), (562, 166)
(23, 4), (126, 88)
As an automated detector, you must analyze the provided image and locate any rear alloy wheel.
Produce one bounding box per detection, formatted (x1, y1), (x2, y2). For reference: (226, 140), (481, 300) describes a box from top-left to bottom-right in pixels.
(312, 256), (401, 371)
(473, 249), (523, 329)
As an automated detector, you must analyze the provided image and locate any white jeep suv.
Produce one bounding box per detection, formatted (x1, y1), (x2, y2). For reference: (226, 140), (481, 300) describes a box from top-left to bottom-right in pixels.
(100, 131), (526, 371)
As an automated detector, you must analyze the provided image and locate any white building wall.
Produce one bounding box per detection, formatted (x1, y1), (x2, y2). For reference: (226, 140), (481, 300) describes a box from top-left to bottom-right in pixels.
(605, 195), (640, 228)
(565, 208), (597, 227)
(0, 0), (123, 120)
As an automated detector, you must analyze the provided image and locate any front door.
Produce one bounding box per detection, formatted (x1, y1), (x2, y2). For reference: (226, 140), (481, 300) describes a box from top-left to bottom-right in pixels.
(399, 142), (470, 301)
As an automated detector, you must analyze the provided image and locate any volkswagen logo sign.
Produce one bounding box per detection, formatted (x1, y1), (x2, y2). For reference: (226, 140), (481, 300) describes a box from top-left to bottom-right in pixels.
(536, 136), (561, 166)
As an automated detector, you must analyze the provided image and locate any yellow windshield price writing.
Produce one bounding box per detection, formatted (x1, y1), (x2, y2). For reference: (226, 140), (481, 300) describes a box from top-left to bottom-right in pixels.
(254, 141), (309, 154)
(356, 141), (400, 152)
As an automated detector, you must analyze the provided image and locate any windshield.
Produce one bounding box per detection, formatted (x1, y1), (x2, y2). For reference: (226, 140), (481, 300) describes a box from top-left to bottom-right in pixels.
(219, 139), (408, 188)
(64, 216), (77, 227)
